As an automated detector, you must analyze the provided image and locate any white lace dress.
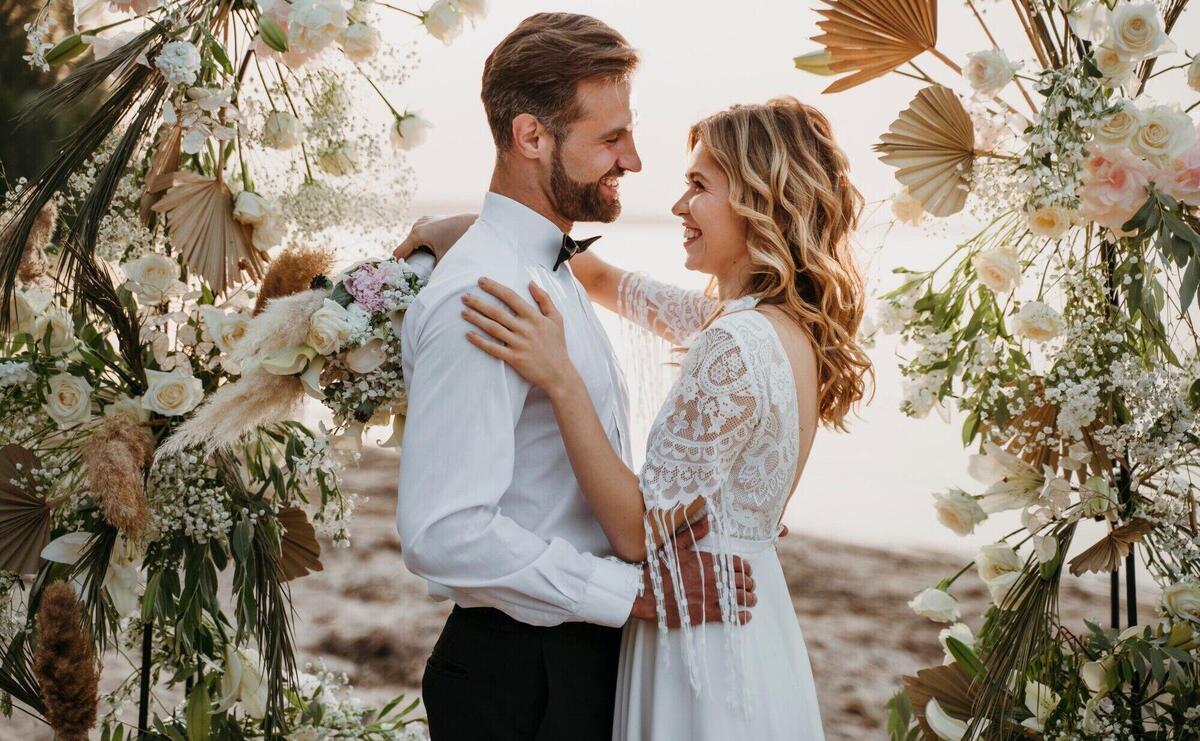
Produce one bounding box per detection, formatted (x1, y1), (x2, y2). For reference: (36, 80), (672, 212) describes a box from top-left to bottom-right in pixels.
(612, 273), (825, 741)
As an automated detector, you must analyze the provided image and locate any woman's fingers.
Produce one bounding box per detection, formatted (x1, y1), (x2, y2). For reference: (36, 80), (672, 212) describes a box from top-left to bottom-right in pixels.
(462, 307), (515, 346)
(466, 331), (513, 362)
(462, 292), (519, 331)
(528, 281), (560, 320)
(478, 277), (538, 318)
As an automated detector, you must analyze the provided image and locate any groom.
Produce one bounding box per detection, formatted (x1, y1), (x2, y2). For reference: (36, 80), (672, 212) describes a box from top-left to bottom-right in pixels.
(395, 12), (756, 741)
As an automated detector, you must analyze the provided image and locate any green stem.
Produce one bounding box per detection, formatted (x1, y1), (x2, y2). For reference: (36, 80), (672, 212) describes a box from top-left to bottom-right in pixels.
(358, 66), (402, 118)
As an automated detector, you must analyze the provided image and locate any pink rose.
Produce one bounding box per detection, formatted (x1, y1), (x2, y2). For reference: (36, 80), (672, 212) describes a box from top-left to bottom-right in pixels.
(1079, 146), (1153, 234)
(1155, 139), (1200, 207)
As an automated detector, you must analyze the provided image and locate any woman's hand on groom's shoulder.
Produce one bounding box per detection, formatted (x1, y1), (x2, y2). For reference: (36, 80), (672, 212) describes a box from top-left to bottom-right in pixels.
(393, 213), (478, 263)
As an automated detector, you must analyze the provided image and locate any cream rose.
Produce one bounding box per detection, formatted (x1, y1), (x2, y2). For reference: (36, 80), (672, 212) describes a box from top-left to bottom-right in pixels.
(232, 191), (272, 227)
(962, 49), (1019, 97)
(423, 0), (463, 44)
(1189, 54), (1200, 93)
(36, 306), (76, 355)
(1010, 301), (1065, 342)
(1106, 1), (1174, 60)
(977, 543), (1023, 606)
(908, 588), (960, 623)
(1027, 205), (1074, 239)
(1132, 104), (1197, 163)
(307, 299), (350, 355)
(1163, 581), (1200, 622)
(1092, 100), (1142, 147)
(44, 373), (93, 429)
(141, 367), (204, 417)
(200, 307), (250, 354)
(339, 21), (380, 62)
(971, 246), (1021, 294)
(391, 112), (434, 151)
(287, 0), (347, 55)
(1093, 46), (1135, 88)
(121, 253), (185, 304)
(933, 489), (987, 537)
(263, 110), (301, 150)
(890, 189), (924, 226)
(938, 622), (975, 665)
(4, 286), (52, 336)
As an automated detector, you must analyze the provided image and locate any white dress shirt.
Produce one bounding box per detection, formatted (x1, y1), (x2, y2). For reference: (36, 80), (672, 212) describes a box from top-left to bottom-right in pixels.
(396, 192), (643, 628)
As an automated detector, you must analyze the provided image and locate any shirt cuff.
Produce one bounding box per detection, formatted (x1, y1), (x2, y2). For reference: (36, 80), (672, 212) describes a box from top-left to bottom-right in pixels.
(573, 556), (642, 628)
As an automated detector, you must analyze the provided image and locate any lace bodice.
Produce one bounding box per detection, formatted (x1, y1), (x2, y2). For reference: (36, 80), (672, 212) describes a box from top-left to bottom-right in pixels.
(618, 272), (800, 540)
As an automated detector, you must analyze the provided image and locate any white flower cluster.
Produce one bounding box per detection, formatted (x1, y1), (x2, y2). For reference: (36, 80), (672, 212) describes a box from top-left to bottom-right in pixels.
(147, 450), (235, 543)
(155, 40), (203, 87)
(0, 361), (35, 387)
(162, 86), (242, 156)
(22, 13), (54, 72)
(289, 660), (430, 740)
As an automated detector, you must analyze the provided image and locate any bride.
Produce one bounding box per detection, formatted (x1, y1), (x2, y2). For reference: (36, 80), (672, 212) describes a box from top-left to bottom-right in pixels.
(409, 96), (871, 740)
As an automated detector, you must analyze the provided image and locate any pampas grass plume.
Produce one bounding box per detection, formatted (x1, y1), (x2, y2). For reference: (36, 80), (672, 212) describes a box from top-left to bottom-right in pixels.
(33, 581), (99, 741)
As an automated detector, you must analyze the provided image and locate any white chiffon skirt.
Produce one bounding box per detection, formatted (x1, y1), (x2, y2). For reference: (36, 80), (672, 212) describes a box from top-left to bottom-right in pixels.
(612, 535), (825, 740)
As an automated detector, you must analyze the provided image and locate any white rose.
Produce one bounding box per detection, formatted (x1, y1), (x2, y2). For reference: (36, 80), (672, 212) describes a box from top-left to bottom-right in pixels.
(1010, 301), (1064, 343)
(347, 0), (372, 24)
(1068, 1), (1111, 43)
(3, 287), (51, 336)
(962, 49), (1019, 97)
(155, 40), (202, 86)
(339, 22), (381, 62)
(423, 0), (463, 44)
(105, 394), (150, 425)
(45, 373), (93, 429)
(1093, 46), (1135, 88)
(391, 112), (434, 151)
(307, 299), (350, 355)
(200, 307), (250, 354)
(971, 246), (1021, 294)
(938, 622), (975, 665)
(456, 0), (488, 20)
(141, 367), (204, 417)
(317, 141), (358, 176)
(1131, 104), (1197, 163)
(121, 253), (185, 304)
(1092, 100), (1142, 147)
(933, 489), (987, 537)
(263, 110), (301, 150)
(1027, 205), (1074, 239)
(1163, 581), (1200, 622)
(908, 588), (960, 623)
(890, 188), (924, 226)
(1189, 54), (1200, 93)
(35, 307), (76, 355)
(1107, 1), (1175, 60)
(977, 543), (1023, 606)
(251, 209), (286, 252)
(233, 191), (271, 227)
(287, 0), (348, 55)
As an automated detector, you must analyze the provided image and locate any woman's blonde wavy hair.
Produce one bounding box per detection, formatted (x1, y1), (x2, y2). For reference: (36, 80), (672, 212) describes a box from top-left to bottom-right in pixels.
(689, 96), (873, 430)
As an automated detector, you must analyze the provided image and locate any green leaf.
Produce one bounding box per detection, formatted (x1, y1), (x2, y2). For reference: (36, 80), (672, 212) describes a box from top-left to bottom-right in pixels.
(1181, 258), (1200, 313)
(46, 34), (88, 65)
(141, 571), (162, 622)
(330, 282), (353, 308)
(185, 680), (211, 741)
(885, 690), (918, 741)
(1189, 379), (1200, 409)
(961, 412), (980, 446)
(232, 518), (252, 562)
(945, 636), (985, 678)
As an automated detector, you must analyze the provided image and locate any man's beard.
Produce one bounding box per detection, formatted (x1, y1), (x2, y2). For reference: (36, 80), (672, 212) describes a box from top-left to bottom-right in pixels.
(549, 148), (623, 223)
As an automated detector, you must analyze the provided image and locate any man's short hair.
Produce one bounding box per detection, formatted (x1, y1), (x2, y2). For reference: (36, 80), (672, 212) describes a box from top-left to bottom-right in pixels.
(481, 13), (639, 151)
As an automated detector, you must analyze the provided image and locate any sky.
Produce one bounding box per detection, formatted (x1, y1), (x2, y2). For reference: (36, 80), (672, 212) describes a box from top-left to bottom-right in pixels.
(371, 1), (1197, 558)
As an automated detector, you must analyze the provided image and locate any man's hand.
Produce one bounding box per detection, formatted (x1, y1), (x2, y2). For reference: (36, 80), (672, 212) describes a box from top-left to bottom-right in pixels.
(630, 516), (757, 627)
(393, 213), (478, 263)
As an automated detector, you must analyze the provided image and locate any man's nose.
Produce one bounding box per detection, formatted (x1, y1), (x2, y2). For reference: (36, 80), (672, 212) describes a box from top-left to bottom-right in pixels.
(619, 139), (643, 173)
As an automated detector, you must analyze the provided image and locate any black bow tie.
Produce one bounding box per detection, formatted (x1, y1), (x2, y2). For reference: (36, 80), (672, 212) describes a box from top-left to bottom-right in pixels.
(554, 234), (601, 271)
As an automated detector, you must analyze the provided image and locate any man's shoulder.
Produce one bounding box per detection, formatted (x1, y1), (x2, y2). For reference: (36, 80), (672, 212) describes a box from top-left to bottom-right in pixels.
(407, 220), (523, 331)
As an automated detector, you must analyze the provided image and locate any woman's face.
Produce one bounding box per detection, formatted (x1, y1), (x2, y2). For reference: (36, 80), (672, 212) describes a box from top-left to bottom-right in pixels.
(671, 142), (748, 277)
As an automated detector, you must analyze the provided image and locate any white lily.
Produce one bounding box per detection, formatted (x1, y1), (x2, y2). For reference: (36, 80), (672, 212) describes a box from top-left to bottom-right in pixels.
(1020, 680), (1061, 732)
(969, 443), (1045, 513)
(41, 531), (141, 617)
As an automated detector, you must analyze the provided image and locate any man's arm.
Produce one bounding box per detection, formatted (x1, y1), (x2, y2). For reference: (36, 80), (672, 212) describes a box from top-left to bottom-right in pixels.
(396, 275), (642, 628)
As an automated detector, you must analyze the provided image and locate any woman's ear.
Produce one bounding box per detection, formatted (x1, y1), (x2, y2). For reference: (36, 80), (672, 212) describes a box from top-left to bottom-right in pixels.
(511, 113), (547, 161)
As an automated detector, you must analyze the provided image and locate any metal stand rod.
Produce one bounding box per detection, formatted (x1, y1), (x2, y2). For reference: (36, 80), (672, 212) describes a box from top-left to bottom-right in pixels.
(1110, 567), (1120, 630)
(1126, 548), (1138, 627)
(138, 622), (152, 738)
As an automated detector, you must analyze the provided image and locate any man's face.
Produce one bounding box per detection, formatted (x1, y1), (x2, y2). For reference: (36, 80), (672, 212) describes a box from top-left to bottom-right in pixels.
(547, 78), (642, 223)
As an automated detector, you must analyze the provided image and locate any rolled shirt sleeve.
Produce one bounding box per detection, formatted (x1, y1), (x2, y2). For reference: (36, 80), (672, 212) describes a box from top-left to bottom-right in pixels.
(396, 271), (641, 628)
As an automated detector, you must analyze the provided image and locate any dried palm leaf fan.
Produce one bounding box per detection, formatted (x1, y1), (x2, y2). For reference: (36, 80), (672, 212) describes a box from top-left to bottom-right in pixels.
(0, 445), (54, 575)
(139, 123), (182, 225)
(873, 85), (975, 218)
(276, 507), (323, 581)
(1069, 519), (1154, 576)
(150, 172), (268, 295)
(901, 663), (976, 738)
(812, 0), (939, 93)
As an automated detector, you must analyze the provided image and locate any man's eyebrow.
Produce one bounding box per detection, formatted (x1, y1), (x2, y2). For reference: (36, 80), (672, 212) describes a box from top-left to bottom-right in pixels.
(600, 121), (633, 138)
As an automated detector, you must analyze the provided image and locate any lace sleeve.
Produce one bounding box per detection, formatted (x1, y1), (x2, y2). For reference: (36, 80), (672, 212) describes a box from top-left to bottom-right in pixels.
(638, 320), (762, 510)
(616, 271), (719, 345)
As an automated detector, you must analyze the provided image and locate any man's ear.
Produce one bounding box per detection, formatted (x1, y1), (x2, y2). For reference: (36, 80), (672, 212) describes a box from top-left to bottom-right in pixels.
(511, 113), (548, 161)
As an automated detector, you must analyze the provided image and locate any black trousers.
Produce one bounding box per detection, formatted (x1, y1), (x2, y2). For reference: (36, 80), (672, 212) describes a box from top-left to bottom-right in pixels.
(422, 605), (623, 741)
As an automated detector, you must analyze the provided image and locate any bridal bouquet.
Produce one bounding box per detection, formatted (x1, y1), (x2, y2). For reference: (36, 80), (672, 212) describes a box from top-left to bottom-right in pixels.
(0, 0), (484, 738)
(802, 0), (1200, 738)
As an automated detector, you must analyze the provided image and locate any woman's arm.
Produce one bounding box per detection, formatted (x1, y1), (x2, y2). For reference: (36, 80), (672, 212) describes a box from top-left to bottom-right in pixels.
(566, 252), (626, 314)
(461, 278), (701, 562)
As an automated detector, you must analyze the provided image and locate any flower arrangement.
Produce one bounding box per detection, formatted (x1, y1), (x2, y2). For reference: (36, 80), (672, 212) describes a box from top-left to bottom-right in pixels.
(801, 0), (1200, 737)
(0, 0), (486, 737)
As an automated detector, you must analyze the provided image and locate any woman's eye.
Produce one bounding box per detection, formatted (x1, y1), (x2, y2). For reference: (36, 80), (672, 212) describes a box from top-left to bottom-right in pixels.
(692, 180), (704, 191)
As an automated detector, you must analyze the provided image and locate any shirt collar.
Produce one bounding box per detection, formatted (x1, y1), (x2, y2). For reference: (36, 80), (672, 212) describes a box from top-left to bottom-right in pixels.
(480, 192), (566, 269)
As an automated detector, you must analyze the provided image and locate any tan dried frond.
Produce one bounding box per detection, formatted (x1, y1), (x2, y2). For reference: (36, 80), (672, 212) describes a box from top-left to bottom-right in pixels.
(16, 200), (57, 283)
(139, 124), (182, 225)
(253, 247), (336, 315)
(80, 416), (154, 540)
(229, 289), (328, 370)
(277, 507), (323, 581)
(33, 581), (99, 741)
(0, 444), (53, 575)
(902, 663), (975, 738)
(1068, 519), (1155, 576)
(873, 85), (975, 218)
(813, 0), (939, 93)
(158, 369), (304, 457)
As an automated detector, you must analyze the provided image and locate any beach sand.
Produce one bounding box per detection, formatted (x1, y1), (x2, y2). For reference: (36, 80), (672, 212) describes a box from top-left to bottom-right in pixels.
(1, 448), (1154, 740)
